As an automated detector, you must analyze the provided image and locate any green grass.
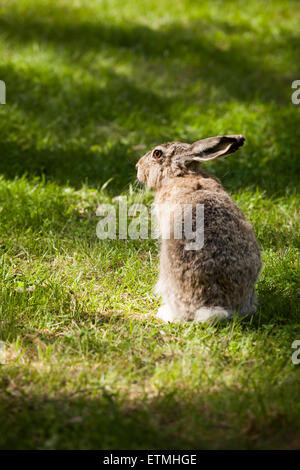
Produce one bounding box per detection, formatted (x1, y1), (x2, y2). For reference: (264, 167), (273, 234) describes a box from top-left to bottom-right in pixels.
(0, 0), (300, 449)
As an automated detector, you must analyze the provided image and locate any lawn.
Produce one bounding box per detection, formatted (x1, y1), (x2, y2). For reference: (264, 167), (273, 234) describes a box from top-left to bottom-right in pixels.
(0, 0), (299, 450)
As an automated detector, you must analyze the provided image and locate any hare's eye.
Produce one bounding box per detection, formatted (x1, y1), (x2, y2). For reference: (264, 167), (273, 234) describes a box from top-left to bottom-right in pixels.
(153, 149), (163, 159)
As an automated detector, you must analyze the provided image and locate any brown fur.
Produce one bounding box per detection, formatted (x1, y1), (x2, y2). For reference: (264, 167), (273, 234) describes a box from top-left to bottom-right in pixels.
(136, 135), (262, 322)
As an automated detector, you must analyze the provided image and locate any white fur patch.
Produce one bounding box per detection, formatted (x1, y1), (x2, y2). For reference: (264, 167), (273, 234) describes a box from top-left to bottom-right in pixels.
(194, 306), (232, 323)
(157, 305), (182, 323)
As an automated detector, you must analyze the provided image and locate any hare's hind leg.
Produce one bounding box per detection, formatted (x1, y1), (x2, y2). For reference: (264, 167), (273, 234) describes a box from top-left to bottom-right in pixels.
(194, 306), (233, 323)
(240, 290), (258, 317)
(157, 304), (232, 323)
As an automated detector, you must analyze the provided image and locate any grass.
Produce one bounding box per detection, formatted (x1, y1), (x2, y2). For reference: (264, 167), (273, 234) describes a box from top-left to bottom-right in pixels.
(0, 0), (299, 449)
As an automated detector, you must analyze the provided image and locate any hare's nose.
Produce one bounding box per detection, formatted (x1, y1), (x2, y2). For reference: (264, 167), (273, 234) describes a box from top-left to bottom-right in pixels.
(135, 162), (139, 169)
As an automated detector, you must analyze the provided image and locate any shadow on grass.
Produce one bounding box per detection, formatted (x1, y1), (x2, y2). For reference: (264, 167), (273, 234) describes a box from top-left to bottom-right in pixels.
(0, 6), (299, 194)
(0, 138), (136, 192)
(0, 11), (298, 105)
(0, 383), (298, 449)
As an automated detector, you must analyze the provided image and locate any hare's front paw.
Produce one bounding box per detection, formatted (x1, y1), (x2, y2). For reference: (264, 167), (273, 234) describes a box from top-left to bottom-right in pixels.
(157, 305), (176, 323)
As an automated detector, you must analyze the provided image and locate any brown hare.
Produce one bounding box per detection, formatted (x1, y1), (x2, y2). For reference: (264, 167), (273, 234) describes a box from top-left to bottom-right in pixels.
(136, 135), (261, 323)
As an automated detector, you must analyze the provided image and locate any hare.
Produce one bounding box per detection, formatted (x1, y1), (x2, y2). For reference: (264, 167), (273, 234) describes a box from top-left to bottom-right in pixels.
(136, 135), (261, 323)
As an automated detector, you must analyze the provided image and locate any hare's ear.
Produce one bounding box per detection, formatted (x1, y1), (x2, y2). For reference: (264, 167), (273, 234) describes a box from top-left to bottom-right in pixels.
(191, 135), (245, 162)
